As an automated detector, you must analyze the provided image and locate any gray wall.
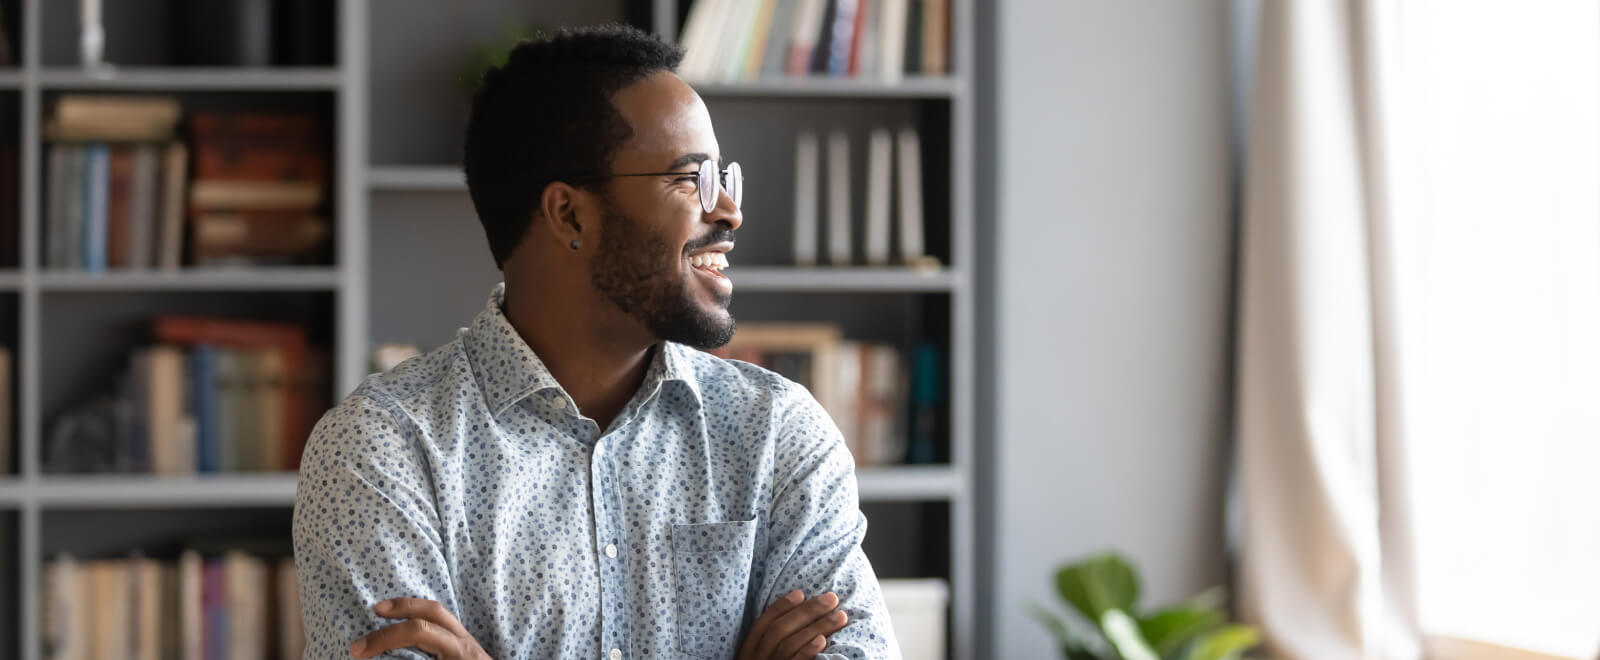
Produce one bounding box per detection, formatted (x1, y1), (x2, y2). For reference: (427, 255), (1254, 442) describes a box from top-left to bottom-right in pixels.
(984, 1), (1234, 657)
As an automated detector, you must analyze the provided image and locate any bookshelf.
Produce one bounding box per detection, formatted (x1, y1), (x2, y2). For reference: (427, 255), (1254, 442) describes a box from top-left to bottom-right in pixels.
(3, 0), (979, 658)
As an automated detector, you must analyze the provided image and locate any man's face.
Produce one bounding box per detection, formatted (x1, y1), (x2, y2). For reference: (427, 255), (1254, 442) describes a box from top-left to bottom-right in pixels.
(587, 72), (743, 350)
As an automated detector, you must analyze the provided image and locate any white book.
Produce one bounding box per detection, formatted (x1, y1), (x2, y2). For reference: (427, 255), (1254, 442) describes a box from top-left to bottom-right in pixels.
(128, 144), (157, 270)
(895, 126), (925, 263)
(878, 0), (909, 80)
(826, 131), (853, 265)
(676, 0), (717, 79)
(864, 127), (893, 265)
(694, 0), (735, 81)
(720, 0), (766, 82)
(792, 132), (820, 266)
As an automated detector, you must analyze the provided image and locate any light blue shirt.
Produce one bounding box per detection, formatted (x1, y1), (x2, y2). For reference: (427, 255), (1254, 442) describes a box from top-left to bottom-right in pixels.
(293, 284), (900, 659)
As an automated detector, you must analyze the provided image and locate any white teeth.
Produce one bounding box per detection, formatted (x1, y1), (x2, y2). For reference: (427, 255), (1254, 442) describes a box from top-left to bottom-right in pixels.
(690, 252), (729, 271)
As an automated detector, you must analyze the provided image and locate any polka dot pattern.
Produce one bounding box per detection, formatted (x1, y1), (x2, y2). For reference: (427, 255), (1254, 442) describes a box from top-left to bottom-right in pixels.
(292, 284), (902, 659)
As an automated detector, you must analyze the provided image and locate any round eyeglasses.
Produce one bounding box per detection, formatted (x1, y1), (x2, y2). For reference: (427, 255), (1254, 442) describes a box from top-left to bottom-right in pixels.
(567, 159), (742, 214)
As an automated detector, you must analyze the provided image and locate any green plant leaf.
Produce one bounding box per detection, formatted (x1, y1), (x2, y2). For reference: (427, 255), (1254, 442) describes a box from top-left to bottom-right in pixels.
(1100, 609), (1159, 660)
(1183, 624), (1261, 660)
(1137, 606), (1224, 657)
(1056, 553), (1142, 623)
(1027, 601), (1107, 660)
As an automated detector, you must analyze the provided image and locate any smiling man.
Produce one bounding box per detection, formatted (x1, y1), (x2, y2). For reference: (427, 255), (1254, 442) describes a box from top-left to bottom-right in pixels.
(291, 24), (901, 660)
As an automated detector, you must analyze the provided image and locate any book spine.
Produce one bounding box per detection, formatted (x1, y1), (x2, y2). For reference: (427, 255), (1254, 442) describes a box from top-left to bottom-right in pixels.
(793, 132), (820, 266)
(826, 131), (853, 265)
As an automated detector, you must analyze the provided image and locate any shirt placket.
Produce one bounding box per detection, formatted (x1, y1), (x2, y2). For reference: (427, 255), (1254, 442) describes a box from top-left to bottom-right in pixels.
(590, 427), (630, 660)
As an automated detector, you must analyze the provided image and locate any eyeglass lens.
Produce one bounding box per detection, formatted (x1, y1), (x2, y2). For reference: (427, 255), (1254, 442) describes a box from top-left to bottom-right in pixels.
(698, 159), (743, 213)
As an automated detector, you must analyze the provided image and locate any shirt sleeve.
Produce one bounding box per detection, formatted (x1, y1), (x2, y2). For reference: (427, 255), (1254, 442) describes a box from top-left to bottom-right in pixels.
(757, 380), (904, 660)
(292, 391), (460, 659)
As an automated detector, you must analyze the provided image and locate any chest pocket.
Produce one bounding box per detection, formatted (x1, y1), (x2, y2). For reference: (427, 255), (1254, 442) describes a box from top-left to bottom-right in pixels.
(672, 518), (759, 659)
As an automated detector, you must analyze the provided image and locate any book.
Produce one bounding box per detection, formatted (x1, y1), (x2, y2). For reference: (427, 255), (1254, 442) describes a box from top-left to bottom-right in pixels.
(159, 142), (189, 271)
(852, 0), (878, 76)
(904, 0), (924, 74)
(276, 558), (304, 660)
(719, 0), (766, 81)
(864, 127), (893, 265)
(146, 346), (187, 475)
(825, 0), (860, 75)
(877, 0), (908, 80)
(84, 143), (110, 273)
(48, 95), (181, 142)
(826, 131), (852, 265)
(189, 212), (329, 264)
(677, 0), (721, 80)
(181, 550), (203, 660)
(922, 0), (949, 74)
(742, 0), (781, 77)
(810, 0), (839, 73)
(793, 132), (820, 266)
(895, 127), (926, 264)
(191, 345), (221, 473)
(189, 181), (323, 211)
(46, 145), (70, 268)
(788, 0), (829, 75)
(129, 144), (159, 269)
(107, 146), (134, 269)
(760, 0), (800, 77)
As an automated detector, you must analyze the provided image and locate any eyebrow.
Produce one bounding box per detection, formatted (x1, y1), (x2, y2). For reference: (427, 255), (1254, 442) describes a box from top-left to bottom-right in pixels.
(666, 152), (714, 171)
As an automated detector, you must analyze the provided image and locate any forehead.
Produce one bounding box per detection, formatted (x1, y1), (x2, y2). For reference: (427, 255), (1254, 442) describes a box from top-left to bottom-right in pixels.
(610, 71), (719, 166)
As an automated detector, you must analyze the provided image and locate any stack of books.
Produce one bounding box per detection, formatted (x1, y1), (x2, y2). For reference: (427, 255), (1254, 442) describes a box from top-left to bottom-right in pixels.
(713, 324), (942, 466)
(44, 316), (325, 475)
(678, 0), (952, 82)
(187, 112), (331, 267)
(42, 550), (303, 660)
(43, 95), (188, 272)
(792, 126), (933, 268)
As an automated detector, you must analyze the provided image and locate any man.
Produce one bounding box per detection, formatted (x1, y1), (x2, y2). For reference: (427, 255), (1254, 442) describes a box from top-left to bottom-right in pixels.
(292, 24), (901, 659)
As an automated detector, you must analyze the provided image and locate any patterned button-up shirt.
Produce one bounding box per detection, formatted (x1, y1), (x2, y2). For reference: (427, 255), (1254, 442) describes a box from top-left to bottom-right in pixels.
(293, 283), (900, 659)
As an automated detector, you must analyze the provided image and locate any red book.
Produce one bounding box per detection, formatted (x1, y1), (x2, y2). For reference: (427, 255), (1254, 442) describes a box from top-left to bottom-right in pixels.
(189, 111), (328, 185)
(106, 146), (134, 268)
(848, 0), (871, 76)
(151, 316), (314, 471)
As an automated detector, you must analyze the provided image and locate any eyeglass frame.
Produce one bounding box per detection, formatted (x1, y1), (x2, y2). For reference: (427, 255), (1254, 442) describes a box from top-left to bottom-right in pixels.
(561, 159), (742, 214)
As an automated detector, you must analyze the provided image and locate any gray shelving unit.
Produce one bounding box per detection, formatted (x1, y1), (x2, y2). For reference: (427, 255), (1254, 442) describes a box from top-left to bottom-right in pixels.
(1, 0), (978, 658)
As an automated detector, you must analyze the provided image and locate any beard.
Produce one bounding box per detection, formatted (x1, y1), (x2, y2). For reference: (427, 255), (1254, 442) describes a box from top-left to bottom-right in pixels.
(588, 200), (736, 349)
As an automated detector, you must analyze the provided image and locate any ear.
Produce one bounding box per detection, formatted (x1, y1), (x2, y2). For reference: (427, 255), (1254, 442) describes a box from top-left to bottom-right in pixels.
(535, 181), (587, 247)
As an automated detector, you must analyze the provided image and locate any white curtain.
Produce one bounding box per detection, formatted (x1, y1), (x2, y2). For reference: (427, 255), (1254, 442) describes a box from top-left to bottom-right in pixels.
(1235, 1), (1600, 658)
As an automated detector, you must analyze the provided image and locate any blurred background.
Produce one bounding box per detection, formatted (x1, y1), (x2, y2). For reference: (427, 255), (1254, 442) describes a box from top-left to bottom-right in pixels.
(0, 1), (1596, 659)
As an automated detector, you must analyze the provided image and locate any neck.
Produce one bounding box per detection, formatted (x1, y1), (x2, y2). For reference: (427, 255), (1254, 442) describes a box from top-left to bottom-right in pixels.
(501, 280), (656, 432)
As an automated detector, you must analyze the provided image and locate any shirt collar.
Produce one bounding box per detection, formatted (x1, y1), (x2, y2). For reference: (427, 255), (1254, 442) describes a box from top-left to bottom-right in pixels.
(463, 283), (704, 419)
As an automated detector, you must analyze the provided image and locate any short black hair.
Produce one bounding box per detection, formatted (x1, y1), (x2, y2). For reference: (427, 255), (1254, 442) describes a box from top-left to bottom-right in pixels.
(462, 24), (684, 270)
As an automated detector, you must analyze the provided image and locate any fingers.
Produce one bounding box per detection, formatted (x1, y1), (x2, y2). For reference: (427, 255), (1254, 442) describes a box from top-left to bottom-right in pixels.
(374, 598), (471, 637)
(786, 635), (828, 660)
(349, 617), (454, 659)
(753, 592), (843, 659)
(773, 609), (848, 659)
(741, 589), (805, 658)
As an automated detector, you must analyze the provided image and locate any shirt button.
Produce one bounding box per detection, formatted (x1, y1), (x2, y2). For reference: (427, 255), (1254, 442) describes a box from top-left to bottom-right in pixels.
(609, 649), (622, 660)
(553, 397), (568, 410)
(605, 544), (618, 558)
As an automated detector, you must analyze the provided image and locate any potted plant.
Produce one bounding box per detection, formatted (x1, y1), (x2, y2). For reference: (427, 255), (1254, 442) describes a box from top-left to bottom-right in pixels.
(1029, 552), (1262, 660)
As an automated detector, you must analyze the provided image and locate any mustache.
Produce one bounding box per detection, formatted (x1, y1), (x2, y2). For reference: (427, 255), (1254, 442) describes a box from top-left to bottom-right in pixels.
(683, 229), (737, 253)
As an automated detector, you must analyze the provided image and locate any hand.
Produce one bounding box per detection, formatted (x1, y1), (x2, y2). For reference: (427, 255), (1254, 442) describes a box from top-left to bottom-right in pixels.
(349, 598), (491, 659)
(737, 590), (850, 660)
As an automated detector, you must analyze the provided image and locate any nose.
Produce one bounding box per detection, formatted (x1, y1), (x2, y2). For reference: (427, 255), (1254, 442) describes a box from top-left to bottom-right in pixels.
(707, 184), (742, 232)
